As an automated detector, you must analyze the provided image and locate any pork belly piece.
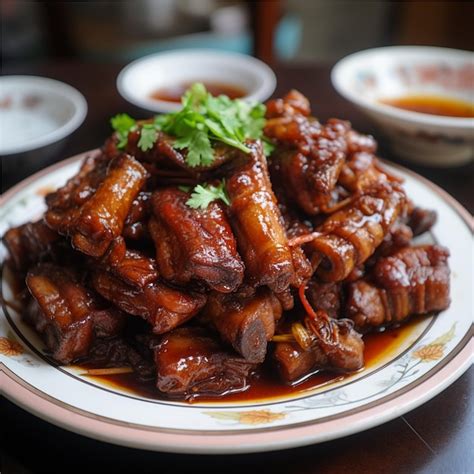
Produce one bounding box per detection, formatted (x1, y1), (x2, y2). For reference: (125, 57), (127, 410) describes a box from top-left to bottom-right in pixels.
(149, 188), (244, 292)
(264, 90), (321, 153)
(101, 237), (158, 288)
(45, 151), (110, 234)
(70, 154), (147, 257)
(25, 264), (125, 363)
(346, 245), (450, 331)
(204, 289), (283, 363)
(91, 270), (206, 334)
(265, 91), (349, 214)
(274, 318), (364, 383)
(407, 206), (437, 236)
(306, 281), (343, 319)
(306, 182), (407, 282)
(122, 191), (152, 241)
(226, 141), (299, 292)
(153, 327), (257, 399)
(270, 120), (349, 215)
(2, 219), (60, 272)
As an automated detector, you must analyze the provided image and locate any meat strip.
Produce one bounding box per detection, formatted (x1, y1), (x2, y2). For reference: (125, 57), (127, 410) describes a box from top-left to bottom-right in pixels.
(153, 327), (257, 399)
(149, 187), (244, 292)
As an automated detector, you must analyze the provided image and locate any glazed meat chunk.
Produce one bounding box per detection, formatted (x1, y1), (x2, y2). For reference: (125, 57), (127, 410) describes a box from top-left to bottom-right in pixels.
(45, 151), (110, 234)
(204, 289), (282, 362)
(70, 154), (147, 257)
(46, 153), (147, 257)
(25, 264), (125, 363)
(274, 317), (364, 383)
(226, 141), (299, 292)
(92, 270), (206, 334)
(270, 120), (348, 215)
(149, 188), (244, 292)
(2, 219), (60, 272)
(307, 182), (407, 281)
(122, 191), (152, 241)
(346, 245), (450, 331)
(153, 327), (257, 399)
(100, 237), (159, 288)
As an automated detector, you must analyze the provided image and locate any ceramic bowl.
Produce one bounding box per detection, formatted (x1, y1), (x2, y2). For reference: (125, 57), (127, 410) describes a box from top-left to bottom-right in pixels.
(0, 75), (87, 186)
(331, 46), (474, 167)
(116, 49), (276, 113)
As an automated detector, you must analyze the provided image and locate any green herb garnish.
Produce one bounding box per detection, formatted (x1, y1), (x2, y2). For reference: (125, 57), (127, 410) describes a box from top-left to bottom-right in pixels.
(110, 113), (136, 148)
(110, 83), (271, 167)
(186, 181), (230, 209)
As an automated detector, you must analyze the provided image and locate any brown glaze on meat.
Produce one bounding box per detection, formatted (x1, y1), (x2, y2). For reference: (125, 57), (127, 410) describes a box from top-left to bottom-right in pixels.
(153, 327), (257, 399)
(3, 219), (60, 272)
(46, 153), (147, 257)
(408, 207), (437, 236)
(91, 270), (206, 334)
(149, 188), (244, 292)
(25, 263), (124, 363)
(307, 182), (407, 281)
(266, 91), (349, 214)
(100, 237), (158, 288)
(306, 281), (342, 319)
(274, 318), (364, 383)
(122, 191), (152, 241)
(347, 245), (450, 330)
(204, 289), (282, 362)
(2, 89), (453, 401)
(70, 154), (147, 257)
(226, 141), (299, 292)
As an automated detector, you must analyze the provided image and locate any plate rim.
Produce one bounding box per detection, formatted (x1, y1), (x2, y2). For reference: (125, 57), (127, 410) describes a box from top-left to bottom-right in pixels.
(1, 150), (472, 453)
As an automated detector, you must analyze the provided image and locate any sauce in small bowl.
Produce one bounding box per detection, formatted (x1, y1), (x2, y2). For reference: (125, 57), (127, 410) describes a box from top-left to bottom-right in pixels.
(150, 81), (246, 103)
(380, 95), (474, 118)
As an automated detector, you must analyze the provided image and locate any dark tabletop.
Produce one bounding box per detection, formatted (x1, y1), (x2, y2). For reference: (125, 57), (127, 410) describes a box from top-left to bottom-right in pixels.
(0, 61), (472, 474)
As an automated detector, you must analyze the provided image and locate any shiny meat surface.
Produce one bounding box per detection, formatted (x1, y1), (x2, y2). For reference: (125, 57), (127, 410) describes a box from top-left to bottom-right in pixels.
(154, 327), (257, 399)
(204, 289), (282, 362)
(92, 270), (206, 334)
(347, 245), (450, 330)
(226, 141), (298, 292)
(25, 263), (124, 363)
(274, 317), (364, 383)
(3, 89), (453, 401)
(2, 219), (60, 272)
(149, 188), (244, 292)
(307, 182), (407, 281)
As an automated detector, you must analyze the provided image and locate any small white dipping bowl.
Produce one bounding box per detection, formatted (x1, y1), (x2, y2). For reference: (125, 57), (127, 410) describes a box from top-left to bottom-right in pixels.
(117, 49), (277, 113)
(0, 75), (87, 156)
(332, 46), (474, 167)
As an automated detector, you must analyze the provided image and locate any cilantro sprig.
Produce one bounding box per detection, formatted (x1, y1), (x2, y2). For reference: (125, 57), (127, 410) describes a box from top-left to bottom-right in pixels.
(185, 181), (230, 210)
(110, 83), (272, 168)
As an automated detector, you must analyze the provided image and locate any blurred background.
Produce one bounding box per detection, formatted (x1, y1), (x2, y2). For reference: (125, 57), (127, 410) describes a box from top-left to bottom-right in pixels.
(2, 0), (473, 66)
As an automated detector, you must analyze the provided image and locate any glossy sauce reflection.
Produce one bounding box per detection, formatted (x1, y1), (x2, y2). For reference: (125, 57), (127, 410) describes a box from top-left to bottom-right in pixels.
(84, 318), (424, 403)
(380, 95), (474, 118)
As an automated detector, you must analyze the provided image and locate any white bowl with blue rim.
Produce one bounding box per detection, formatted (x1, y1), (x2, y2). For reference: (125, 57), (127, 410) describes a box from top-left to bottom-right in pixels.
(117, 49), (277, 114)
(332, 46), (474, 167)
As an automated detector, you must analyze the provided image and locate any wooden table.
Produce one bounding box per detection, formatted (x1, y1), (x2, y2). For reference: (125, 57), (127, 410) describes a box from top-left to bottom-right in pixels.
(1, 61), (472, 474)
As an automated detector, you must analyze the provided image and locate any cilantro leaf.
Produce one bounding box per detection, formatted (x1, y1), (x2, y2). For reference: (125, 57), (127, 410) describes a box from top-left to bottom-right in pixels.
(186, 181), (230, 209)
(110, 113), (136, 148)
(109, 83), (272, 166)
(181, 130), (213, 167)
(138, 124), (158, 151)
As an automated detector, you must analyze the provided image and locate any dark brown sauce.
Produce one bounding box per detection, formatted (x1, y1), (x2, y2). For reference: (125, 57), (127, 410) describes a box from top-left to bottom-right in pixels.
(380, 95), (474, 118)
(82, 318), (423, 404)
(149, 82), (246, 103)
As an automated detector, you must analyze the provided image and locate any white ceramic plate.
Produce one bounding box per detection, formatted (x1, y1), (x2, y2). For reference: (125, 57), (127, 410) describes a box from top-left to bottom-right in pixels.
(0, 152), (472, 454)
(0, 76), (87, 155)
